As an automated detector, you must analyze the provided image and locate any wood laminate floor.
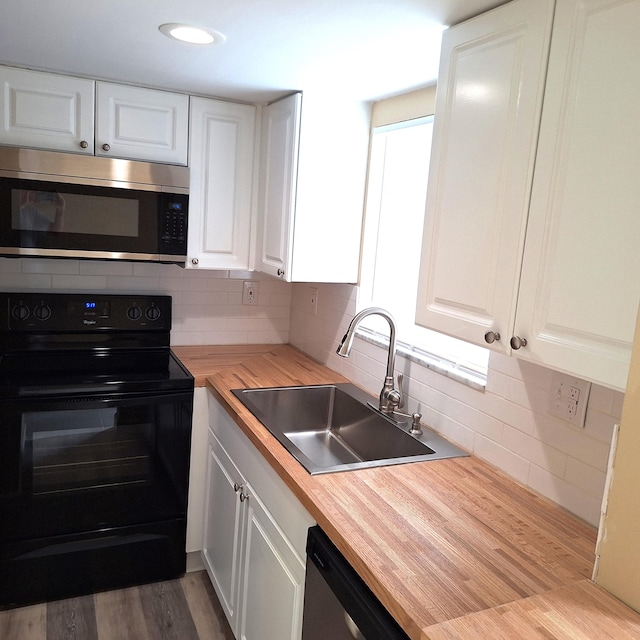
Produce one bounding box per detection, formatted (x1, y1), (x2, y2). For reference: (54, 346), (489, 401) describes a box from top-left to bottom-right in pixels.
(0, 571), (235, 640)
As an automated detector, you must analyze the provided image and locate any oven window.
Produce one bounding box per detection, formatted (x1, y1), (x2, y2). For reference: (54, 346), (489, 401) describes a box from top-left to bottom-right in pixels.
(11, 188), (140, 237)
(25, 406), (154, 495)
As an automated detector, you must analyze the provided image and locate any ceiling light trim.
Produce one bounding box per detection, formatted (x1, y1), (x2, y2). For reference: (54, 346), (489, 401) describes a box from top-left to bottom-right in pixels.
(159, 23), (225, 45)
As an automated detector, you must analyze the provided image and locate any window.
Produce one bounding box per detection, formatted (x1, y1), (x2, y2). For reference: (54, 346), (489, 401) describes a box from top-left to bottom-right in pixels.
(358, 117), (489, 381)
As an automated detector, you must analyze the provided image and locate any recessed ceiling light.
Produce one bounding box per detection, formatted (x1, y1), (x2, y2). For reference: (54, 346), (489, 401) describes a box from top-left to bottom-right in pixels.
(159, 23), (225, 45)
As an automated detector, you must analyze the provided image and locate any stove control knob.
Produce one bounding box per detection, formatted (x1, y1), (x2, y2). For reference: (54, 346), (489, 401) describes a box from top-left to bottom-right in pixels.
(11, 303), (30, 321)
(127, 306), (143, 321)
(146, 306), (161, 321)
(34, 304), (52, 321)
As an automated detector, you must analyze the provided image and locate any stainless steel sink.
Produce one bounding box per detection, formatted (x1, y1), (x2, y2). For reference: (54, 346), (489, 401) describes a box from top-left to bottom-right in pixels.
(231, 383), (468, 474)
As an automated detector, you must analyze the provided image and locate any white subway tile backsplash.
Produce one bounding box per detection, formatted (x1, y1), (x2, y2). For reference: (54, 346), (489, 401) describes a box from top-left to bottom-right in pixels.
(22, 258), (80, 275)
(502, 426), (568, 475)
(0, 272), (51, 289)
(1, 257), (622, 529)
(564, 457), (607, 499)
(473, 435), (531, 485)
(527, 465), (601, 525)
(80, 260), (134, 276)
(0, 258), (21, 273)
(290, 282), (621, 526)
(52, 274), (109, 290)
(0, 259), (292, 348)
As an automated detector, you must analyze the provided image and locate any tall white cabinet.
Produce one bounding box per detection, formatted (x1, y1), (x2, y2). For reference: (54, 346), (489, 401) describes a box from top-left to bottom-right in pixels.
(257, 93), (301, 279)
(187, 98), (257, 270)
(417, 0), (640, 391)
(257, 92), (370, 283)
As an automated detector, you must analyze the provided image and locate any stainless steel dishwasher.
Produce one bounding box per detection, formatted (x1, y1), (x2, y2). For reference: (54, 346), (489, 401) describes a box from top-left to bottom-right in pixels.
(302, 526), (410, 640)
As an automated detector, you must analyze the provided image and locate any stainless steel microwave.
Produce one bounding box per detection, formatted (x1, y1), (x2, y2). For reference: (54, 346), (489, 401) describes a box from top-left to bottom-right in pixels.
(0, 146), (189, 264)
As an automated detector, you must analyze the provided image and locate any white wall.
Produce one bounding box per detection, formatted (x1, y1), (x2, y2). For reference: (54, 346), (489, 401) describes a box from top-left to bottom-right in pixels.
(289, 282), (622, 527)
(0, 258), (292, 345)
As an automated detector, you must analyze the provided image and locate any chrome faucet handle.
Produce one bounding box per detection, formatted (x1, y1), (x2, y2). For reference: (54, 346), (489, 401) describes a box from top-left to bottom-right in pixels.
(397, 372), (405, 410)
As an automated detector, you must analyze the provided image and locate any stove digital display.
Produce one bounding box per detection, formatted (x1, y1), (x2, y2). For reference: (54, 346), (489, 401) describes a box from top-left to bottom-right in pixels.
(85, 302), (96, 309)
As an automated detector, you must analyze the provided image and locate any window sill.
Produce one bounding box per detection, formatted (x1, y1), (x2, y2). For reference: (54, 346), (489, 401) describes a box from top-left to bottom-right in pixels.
(355, 328), (487, 392)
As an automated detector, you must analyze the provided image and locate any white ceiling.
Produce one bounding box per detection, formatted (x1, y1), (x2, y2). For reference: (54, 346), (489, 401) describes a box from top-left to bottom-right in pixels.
(0, 0), (509, 104)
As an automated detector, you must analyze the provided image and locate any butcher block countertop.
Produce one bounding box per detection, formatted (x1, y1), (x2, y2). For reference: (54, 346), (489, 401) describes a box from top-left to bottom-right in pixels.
(173, 344), (640, 640)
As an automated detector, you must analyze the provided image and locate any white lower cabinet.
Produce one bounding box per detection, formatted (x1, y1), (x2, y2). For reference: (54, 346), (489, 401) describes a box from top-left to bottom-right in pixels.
(203, 394), (314, 640)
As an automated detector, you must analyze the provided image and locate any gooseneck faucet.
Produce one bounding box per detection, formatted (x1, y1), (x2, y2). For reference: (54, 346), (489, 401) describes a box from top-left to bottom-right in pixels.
(336, 307), (402, 415)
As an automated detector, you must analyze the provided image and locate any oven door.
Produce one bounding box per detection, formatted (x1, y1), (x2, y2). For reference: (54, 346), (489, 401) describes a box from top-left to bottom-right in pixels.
(0, 175), (188, 261)
(0, 390), (193, 542)
(0, 389), (193, 605)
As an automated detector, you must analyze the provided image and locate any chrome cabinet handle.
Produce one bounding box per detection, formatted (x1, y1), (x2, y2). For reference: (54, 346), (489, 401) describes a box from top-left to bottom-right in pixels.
(233, 483), (241, 493)
(277, 268), (285, 277)
(484, 331), (501, 344)
(510, 336), (527, 350)
(79, 140), (89, 149)
(102, 143), (111, 152)
(239, 491), (249, 502)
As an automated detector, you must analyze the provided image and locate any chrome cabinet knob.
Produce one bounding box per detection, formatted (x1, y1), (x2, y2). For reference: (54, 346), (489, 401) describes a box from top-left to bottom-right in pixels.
(79, 140), (89, 149)
(239, 491), (249, 503)
(510, 336), (528, 350)
(102, 143), (111, 152)
(277, 268), (285, 277)
(233, 483), (241, 493)
(191, 258), (199, 265)
(484, 331), (501, 344)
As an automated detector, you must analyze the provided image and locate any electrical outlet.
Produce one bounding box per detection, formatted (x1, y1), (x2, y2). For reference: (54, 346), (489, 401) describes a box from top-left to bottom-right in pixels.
(548, 372), (591, 427)
(308, 287), (318, 315)
(242, 281), (259, 305)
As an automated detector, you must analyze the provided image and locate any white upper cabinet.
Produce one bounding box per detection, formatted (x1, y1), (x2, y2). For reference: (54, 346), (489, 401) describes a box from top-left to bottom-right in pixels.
(417, 0), (640, 390)
(95, 82), (189, 164)
(416, 0), (555, 354)
(514, 0), (640, 391)
(257, 92), (370, 283)
(0, 66), (95, 154)
(186, 97), (257, 270)
(257, 93), (301, 279)
(0, 66), (189, 164)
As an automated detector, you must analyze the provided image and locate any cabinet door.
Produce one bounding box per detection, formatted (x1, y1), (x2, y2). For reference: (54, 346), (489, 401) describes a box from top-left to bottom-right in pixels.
(415, 0), (554, 352)
(257, 93), (301, 280)
(202, 429), (246, 629)
(0, 66), (94, 154)
(238, 483), (306, 640)
(95, 82), (189, 164)
(514, 0), (640, 391)
(187, 97), (256, 270)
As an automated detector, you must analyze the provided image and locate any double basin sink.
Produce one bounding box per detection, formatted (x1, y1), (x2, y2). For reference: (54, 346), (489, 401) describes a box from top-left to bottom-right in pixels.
(231, 382), (467, 474)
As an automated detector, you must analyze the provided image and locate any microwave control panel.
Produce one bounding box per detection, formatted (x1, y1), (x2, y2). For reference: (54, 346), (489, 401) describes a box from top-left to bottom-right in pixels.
(159, 193), (189, 254)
